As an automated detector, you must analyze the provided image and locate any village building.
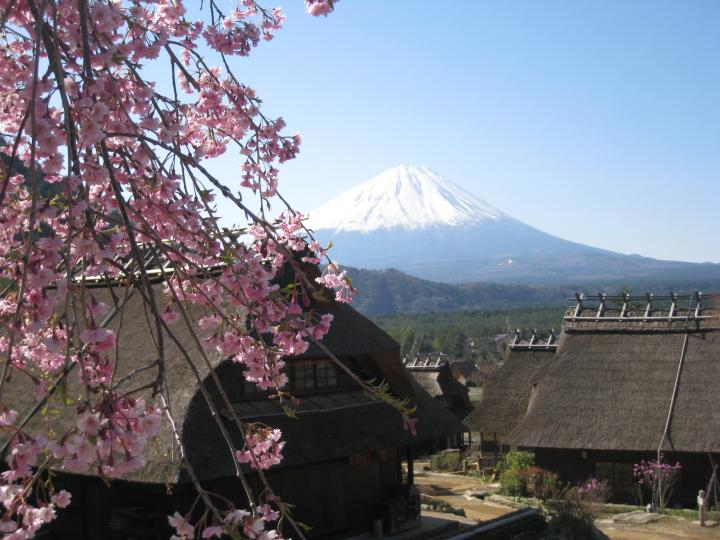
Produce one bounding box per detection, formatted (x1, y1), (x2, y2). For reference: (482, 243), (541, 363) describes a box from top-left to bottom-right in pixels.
(469, 294), (720, 506)
(402, 355), (473, 451)
(1, 265), (465, 538)
(402, 354), (473, 419)
(447, 358), (484, 387)
(464, 330), (557, 467)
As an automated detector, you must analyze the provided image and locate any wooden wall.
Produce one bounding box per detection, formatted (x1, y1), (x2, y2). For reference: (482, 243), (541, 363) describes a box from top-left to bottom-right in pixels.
(534, 447), (719, 507)
(47, 448), (403, 539)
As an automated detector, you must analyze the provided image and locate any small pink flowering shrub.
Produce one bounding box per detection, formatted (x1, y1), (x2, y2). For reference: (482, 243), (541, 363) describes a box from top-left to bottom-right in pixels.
(633, 456), (682, 509)
(573, 477), (611, 504)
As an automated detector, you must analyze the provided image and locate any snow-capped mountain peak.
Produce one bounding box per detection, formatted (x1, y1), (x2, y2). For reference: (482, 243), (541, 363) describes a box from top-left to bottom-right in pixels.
(307, 165), (506, 233)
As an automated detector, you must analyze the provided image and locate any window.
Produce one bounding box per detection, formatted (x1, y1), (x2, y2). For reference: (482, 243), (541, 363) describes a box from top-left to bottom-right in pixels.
(315, 359), (337, 387)
(596, 462), (634, 498)
(291, 359), (338, 391)
(294, 361), (316, 390)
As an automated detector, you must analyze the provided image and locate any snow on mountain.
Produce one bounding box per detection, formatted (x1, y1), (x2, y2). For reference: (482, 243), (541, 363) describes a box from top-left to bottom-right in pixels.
(307, 165), (506, 232)
(305, 164), (720, 285)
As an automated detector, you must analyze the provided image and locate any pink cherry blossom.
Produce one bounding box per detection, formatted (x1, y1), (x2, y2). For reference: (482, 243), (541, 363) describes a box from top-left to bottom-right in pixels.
(168, 512), (194, 538)
(305, 0), (338, 17)
(51, 491), (72, 509)
(0, 1), (407, 538)
(202, 525), (225, 538)
(0, 409), (18, 427)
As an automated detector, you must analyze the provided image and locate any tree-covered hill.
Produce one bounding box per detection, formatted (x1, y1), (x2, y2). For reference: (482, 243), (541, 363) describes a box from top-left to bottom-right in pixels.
(346, 267), (570, 315)
(372, 307), (565, 358)
(345, 266), (720, 317)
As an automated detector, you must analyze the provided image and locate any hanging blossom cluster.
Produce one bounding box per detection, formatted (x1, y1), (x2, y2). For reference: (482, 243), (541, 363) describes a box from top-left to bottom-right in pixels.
(0, 0), (366, 538)
(235, 426), (284, 470)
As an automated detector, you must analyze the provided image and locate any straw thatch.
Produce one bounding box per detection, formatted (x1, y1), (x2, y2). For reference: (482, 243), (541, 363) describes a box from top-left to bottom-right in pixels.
(464, 348), (555, 438)
(507, 303), (720, 453)
(183, 366), (467, 480)
(1, 281), (463, 484)
(404, 360), (472, 418)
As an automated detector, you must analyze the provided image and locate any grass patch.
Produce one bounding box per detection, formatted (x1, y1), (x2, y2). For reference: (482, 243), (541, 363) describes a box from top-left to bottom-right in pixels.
(662, 507), (720, 521)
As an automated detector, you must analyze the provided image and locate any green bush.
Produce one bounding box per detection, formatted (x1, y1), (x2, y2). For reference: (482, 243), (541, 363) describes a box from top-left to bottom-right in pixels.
(430, 450), (462, 472)
(497, 450), (566, 501)
(499, 468), (527, 497)
(499, 450), (535, 473)
(498, 450), (537, 497)
(522, 466), (564, 501)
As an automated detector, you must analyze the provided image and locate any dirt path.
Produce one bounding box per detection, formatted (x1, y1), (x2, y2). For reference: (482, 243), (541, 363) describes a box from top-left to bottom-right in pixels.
(595, 518), (720, 540)
(413, 471), (720, 539)
(414, 471), (513, 521)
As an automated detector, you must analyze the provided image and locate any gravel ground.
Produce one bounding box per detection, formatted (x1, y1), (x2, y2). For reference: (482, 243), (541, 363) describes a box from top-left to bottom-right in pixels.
(412, 470), (719, 540)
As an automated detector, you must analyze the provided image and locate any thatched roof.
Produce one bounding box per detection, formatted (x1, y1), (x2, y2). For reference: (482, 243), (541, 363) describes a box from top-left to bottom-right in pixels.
(463, 348), (555, 438)
(299, 302), (399, 358)
(448, 359), (483, 385)
(404, 361), (473, 421)
(1, 282), (463, 484)
(408, 369), (467, 400)
(404, 358), (469, 398)
(507, 301), (720, 453)
(183, 367), (467, 480)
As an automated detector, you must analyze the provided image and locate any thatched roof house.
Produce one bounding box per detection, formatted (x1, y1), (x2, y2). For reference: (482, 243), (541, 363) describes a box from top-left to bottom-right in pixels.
(448, 359), (484, 386)
(2, 274), (465, 538)
(502, 294), (720, 504)
(465, 349), (555, 440)
(463, 331), (556, 464)
(402, 356), (473, 420)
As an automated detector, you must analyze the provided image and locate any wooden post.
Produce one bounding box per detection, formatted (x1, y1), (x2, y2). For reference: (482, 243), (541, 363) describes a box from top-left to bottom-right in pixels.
(406, 446), (414, 486)
(644, 293), (653, 321)
(573, 293), (584, 319)
(596, 293), (606, 320)
(698, 489), (706, 526)
(620, 292), (629, 318)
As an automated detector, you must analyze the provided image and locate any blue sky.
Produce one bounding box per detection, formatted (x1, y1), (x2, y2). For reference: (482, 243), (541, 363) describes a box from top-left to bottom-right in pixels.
(209, 0), (720, 263)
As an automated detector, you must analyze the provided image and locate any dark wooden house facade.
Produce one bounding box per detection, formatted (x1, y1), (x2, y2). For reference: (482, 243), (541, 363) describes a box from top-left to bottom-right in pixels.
(1, 279), (465, 539)
(470, 295), (720, 506)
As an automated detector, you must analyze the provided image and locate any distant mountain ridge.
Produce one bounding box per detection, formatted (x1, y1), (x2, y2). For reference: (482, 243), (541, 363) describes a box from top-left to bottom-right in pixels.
(345, 267), (569, 315)
(310, 165), (720, 284)
(345, 266), (720, 316)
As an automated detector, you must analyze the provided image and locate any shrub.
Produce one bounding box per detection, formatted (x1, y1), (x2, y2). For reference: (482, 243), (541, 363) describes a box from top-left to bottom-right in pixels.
(522, 467), (564, 501)
(575, 477), (611, 503)
(499, 450), (535, 473)
(545, 499), (595, 540)
(497, 453), (562, 500)
(633, 456), (682, 509)
(430, 449), (463, 472)
(499, 468), (527, 497)
(498, 450), (536, 497)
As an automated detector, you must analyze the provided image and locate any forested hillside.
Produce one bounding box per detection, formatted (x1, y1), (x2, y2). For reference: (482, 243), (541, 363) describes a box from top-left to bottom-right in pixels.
(372, 307), (565, 358)
(346, 266), (720, 317)
(346, 267), (570, 315)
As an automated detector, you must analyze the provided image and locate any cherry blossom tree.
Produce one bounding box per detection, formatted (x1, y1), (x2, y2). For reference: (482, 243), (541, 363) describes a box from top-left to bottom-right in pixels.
(0, 0), (416, 538)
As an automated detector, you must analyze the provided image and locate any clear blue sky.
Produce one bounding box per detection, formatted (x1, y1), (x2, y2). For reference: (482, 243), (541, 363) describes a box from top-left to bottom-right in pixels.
(209, 0), (720, 263)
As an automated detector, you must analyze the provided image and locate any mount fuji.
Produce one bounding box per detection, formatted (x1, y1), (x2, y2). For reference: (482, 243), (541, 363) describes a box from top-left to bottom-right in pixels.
(307, 165), (720, 285)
